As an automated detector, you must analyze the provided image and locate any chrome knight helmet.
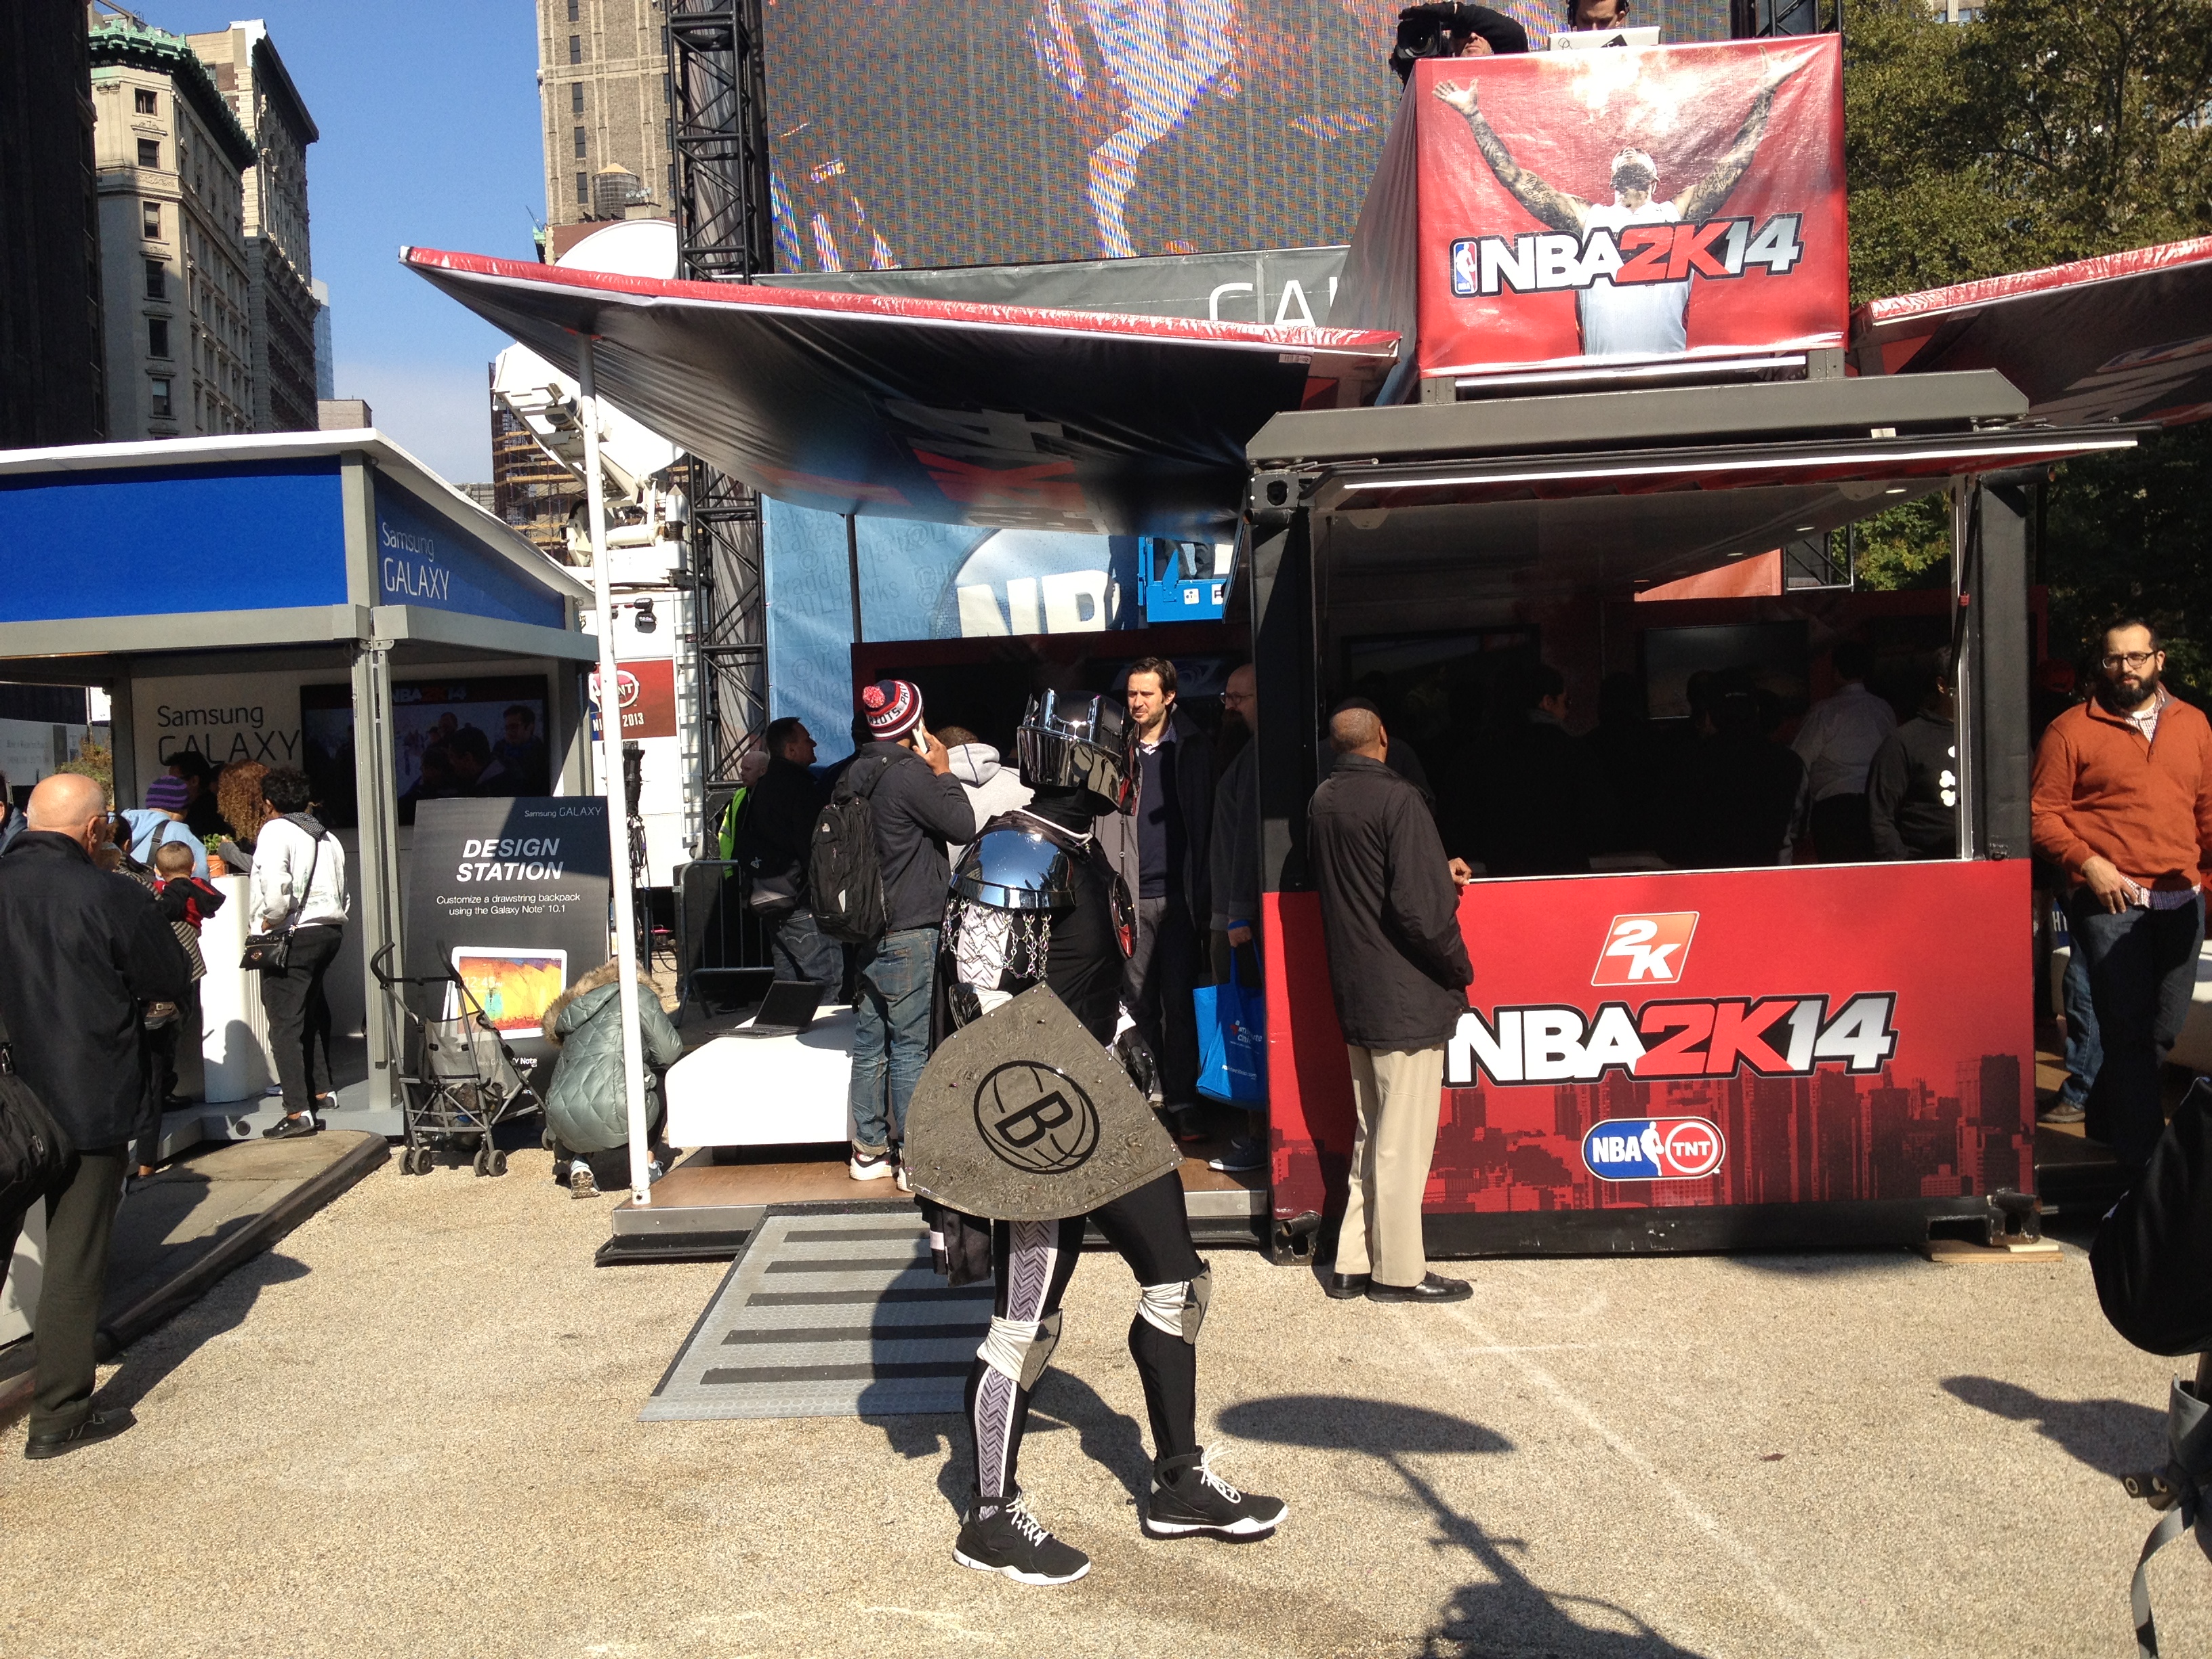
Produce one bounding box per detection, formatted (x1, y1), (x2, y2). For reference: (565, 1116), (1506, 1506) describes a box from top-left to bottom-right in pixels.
(1015, 689), (1136, 815)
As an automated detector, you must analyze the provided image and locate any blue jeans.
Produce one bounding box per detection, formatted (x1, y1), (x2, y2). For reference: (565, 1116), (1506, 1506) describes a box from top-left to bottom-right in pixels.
(2060, 924), (2102, 1108)
(771, 903), (844, 988)
(848, 926), (936, 1155)
(2069, 890), (2203, 1174)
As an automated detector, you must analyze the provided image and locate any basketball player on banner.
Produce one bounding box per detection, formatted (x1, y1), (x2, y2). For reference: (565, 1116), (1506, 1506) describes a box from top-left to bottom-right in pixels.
(903, 690), (1287, 1585)
(1435, 54), (1804, 357)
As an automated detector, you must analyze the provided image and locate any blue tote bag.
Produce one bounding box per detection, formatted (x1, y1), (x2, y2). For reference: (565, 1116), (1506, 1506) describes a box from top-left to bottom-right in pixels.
(1194, 956), (1267, 1105)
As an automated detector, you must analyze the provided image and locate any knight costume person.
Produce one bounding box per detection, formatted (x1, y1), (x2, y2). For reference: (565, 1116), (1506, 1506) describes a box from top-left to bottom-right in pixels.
(914, 689), (1287, 1585)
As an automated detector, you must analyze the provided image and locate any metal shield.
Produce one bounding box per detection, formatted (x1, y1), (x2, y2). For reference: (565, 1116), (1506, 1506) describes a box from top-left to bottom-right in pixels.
(905, 983), (1183, 1222)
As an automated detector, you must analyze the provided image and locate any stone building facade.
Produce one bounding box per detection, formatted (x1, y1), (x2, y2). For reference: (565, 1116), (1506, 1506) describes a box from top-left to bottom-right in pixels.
(88, 19), (258, 441)
(187, 23), (321, 434)
(537, 0), (674, 228)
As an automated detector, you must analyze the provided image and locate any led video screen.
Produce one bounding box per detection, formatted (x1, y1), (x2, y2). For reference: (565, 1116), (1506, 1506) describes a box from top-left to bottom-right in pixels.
(761, 0), (1732, 272)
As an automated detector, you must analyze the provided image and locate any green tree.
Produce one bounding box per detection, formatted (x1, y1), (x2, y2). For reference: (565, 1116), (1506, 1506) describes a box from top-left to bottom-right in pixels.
(1843, 0), (2212, 658)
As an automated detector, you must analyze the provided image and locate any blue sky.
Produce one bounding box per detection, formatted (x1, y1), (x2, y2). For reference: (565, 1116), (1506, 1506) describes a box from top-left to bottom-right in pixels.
(139, 2), (548, 481)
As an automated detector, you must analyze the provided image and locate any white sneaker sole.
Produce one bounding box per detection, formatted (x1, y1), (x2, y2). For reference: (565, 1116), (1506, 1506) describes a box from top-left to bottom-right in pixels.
(952, 1545), (1090, 1585)
(849, 1162), (893, 1182)
(1141, 1502), (1288, 1540)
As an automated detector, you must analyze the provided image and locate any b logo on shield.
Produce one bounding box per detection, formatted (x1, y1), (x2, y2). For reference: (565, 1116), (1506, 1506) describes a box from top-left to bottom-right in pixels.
(974, 1062), (1101, 1174)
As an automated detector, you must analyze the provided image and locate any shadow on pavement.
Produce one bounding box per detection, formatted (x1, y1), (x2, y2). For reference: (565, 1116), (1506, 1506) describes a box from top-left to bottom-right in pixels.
(96, 1249), (311, 1415)
(1221, 1395), (1711, 1658)
(1941, 1374), (2167, 1477)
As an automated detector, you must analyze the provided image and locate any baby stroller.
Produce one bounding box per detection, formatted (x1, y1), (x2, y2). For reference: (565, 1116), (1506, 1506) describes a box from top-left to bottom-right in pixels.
(371, 944), (541, 1176)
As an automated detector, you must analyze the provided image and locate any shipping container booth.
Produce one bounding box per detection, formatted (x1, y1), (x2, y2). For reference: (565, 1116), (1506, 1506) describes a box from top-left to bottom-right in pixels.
(1240, 373), (2136, 1259)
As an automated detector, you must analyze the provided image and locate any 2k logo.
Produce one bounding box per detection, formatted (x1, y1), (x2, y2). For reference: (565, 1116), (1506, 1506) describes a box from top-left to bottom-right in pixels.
(1592, 913), (1698, 987)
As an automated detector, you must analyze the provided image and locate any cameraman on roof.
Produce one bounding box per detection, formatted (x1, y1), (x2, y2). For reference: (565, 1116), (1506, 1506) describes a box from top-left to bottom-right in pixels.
(1390, 1), (1528, 81)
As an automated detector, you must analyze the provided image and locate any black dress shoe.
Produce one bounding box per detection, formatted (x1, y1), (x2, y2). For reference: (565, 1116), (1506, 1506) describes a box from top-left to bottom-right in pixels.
(24, 1408), (136, 1460)
(262, 1113), (320, 1140)
(1366, 1273), (1473, 1304)
(1324, 1271), (1371, 1300)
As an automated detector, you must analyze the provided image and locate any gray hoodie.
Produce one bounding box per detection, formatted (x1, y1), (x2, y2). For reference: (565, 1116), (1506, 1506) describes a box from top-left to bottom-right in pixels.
(944, 741), (1033, 860)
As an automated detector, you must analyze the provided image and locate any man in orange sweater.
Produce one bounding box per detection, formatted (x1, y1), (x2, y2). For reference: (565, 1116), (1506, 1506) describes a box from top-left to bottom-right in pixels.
(2031, 619), (2212, 1172)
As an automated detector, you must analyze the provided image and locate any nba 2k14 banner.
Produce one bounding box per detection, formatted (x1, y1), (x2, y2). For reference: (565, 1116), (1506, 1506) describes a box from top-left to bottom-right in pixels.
(1410, 37), (1845, 380)
(1264, 859), (2034, 1223)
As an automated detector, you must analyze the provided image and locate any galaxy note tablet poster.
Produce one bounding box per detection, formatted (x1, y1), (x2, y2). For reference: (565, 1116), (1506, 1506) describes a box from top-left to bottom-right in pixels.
(1412, 37), (1846, 377)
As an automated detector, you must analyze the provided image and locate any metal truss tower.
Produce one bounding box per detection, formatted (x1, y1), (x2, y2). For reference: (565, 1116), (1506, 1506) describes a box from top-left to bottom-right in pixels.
(668, 0), (775, 821)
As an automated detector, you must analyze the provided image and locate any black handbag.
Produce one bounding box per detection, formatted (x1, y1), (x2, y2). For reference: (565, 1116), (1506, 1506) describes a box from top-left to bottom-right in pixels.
(0, 1011), (75, 1225)
(744, 859), (803, 916)
(241, 822), (323, 972)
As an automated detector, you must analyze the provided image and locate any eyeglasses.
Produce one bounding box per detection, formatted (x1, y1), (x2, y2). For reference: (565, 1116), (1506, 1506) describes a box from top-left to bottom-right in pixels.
(2102, 651), (2158, 669)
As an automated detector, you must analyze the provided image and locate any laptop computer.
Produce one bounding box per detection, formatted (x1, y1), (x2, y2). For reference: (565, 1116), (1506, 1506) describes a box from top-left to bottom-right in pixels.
(733, 978), (823, 1038)
(1548, 26), (1662, 47)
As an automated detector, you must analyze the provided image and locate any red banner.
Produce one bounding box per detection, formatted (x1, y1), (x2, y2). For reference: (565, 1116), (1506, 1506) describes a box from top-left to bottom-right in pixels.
(1411, 37), (1847, 379)
(1266, 861), (2034, 1223)
(589, 658), (678, 740)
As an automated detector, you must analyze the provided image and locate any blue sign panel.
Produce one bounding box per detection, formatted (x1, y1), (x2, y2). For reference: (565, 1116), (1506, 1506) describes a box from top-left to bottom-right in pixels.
(373, 476), (566, 631)
(0, 459), (348, 621)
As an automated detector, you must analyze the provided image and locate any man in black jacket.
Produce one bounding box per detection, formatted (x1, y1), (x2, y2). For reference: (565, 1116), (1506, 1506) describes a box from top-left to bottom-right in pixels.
(0, 773), (191, 1458)
(735, 716), (841, 988)
(1120, 657), (1214, 1138)
(843, 680), (974, 1184)
(1309, 705), (1475, 1305)
(1867, 662), (1959, 861)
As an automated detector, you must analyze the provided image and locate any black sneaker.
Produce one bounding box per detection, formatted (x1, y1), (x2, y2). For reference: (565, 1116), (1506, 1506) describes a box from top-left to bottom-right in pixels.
(954, 1488), (1091, 1584)
(24, 1408), (136, 1460)
(262, 1112), (320, 1140)
(1143, 1448), (1288, 1540)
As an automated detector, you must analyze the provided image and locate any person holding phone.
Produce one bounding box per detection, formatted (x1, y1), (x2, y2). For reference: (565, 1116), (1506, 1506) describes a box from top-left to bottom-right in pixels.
(2032, 619), (2212, 1172)
(842, 680), (972, 1187)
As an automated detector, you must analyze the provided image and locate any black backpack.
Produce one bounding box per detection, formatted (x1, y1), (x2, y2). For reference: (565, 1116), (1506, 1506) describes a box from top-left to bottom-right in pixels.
(808, 753), (888, 944)
(0, 1012), (75, 1228)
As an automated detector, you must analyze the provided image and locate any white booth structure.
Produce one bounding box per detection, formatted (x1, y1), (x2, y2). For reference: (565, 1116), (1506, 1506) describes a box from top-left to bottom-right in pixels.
(0, 431), (598, 1140)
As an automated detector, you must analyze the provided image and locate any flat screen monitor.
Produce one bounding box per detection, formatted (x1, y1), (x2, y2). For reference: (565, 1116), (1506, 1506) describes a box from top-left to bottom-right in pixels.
(301, 674), (551, 827)
(1641, 621), (1809, 722)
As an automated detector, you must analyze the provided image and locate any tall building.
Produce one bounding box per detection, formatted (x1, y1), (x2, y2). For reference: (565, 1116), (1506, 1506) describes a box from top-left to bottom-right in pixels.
(536, 0), (673, 229)
(87, 18), (257, 440)
(0, 1), (106, 447)
(186, 22), (321, 433)
(310, 276), (333, 398)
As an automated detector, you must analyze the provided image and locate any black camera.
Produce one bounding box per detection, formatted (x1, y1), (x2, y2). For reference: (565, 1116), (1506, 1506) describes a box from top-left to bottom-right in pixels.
(1390, 2), (1530, 81)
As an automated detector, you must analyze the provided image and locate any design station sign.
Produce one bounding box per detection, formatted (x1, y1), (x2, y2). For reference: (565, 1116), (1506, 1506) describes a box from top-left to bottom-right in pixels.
(402, 797), (612, 1062)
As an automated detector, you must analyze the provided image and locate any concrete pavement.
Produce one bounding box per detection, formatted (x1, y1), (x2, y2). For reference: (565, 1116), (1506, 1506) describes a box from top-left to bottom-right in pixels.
(0, 1149), (2202, 1658)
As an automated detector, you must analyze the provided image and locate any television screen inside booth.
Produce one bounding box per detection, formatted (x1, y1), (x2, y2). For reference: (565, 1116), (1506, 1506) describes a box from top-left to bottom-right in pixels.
(1406, 37), (1846, 381)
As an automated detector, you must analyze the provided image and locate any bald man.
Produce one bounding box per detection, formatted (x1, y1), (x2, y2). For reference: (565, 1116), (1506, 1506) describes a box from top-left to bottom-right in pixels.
(1307, 703), (1475, 1304)
(0, 772), (190, 1458)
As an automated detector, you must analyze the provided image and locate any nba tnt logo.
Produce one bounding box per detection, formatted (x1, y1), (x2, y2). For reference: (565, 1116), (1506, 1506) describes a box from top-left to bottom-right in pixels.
(1592, 913), (1699, 987)
(974, 1062), (1101, 1174)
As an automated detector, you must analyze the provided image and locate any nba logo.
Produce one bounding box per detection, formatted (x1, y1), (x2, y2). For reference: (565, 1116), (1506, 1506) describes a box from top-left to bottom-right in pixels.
(1592, 913), (1698, 987)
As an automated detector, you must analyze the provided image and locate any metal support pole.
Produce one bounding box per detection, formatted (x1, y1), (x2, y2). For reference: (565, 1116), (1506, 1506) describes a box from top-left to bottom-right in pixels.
(579, 335), (657, 1206)
(350, 636), (404, 1118)
(845, 512), (863, 649)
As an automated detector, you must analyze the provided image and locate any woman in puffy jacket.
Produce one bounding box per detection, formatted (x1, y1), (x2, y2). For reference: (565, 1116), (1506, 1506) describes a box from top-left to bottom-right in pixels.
(541, 960), (683, 1197)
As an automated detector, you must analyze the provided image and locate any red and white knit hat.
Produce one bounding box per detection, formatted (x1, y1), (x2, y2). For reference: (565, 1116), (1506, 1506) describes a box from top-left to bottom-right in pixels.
(861, 678), (923, 741)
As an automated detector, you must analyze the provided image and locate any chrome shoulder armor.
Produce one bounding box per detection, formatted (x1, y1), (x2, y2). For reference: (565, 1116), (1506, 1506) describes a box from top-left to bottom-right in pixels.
(952, 823), (1078, 913)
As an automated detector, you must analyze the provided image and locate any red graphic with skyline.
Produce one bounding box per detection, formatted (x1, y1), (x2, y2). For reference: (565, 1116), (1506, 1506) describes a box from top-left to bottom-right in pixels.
(1265, 861), (2034, 1221)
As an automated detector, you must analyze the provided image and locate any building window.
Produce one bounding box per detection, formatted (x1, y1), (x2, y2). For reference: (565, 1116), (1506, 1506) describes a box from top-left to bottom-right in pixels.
(570, 81), (585, 114)
(567, 0), (579, 18)
(668, 163), (676, 198)
(574, 125), (588, 159)
(137, 138), (161, 169)
(134, 87), (157, 115)
(569, 33), (582, 63)
(576, 171), (589, 205)
(144, 258), (165, 300)
(148, 317), (169, 358)
(148, 377), (172, 418)
(141, 199), (161, 238)
(663, 73), (673, 104)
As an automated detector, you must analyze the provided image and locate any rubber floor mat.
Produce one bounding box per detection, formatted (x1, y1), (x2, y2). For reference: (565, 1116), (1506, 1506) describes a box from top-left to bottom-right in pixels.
(640, 1208), (990, 1420)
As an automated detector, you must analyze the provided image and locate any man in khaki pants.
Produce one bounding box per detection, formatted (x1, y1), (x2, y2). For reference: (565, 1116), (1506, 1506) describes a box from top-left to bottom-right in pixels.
(1309, 705), (1475, 1303)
